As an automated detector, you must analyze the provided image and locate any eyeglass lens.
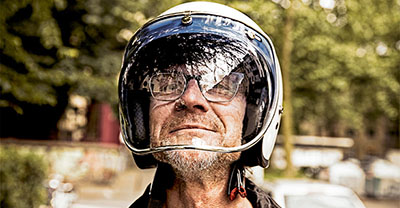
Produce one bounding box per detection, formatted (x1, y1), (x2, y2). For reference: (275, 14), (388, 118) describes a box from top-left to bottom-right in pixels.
(150, 72), (244, 102)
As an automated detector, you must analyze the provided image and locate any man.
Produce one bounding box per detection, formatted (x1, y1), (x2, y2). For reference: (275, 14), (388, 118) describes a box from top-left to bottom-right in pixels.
(118, 2), (283, 207)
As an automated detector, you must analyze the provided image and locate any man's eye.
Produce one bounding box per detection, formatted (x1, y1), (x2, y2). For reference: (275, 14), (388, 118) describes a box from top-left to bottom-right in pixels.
(156, 78), (169, 88)
(207, 82), (232, 96)
(163, 83), (179, 91)
(216, 82), (231, 91)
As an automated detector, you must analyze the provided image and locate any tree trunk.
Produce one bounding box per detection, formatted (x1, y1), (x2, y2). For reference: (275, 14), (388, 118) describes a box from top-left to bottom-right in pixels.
(281, 1), (295, 177)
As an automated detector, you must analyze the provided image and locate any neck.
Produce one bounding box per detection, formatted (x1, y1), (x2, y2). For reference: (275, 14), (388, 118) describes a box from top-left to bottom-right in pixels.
(164, 166), (252, 208)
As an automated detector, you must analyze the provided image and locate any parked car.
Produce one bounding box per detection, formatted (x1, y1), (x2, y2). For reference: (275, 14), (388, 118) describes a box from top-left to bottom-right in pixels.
(265, 180), (366, 208)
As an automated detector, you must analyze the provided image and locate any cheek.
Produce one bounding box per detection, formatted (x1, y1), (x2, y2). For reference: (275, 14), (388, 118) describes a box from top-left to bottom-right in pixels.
(227, 99), (246, 146)
(230, 96), (247, 123)
(237, 97), (247, 121)
(217, 96), (246, 133)
(149, 101), (173, 138)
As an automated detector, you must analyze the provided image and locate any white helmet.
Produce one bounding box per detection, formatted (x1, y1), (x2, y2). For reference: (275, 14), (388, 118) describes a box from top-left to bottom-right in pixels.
(118, 1), (283, 168)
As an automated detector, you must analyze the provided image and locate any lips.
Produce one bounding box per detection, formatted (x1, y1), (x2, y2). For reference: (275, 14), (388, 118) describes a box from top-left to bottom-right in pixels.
(169, 124), (216, 133)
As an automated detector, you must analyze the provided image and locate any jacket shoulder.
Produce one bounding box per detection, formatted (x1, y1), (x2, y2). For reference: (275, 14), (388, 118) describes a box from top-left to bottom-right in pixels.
(246, 179), (281, 208)
(129, 185), (151, 208)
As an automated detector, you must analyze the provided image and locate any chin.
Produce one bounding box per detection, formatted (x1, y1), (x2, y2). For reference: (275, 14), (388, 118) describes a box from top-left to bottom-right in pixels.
(155, 149), (240, 172)
(174, 149), (218, 161)
(165, 149), (218, 163)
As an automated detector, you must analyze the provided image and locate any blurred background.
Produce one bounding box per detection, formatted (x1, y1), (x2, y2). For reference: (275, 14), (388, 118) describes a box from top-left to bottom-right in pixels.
(0, 0), (398, 207)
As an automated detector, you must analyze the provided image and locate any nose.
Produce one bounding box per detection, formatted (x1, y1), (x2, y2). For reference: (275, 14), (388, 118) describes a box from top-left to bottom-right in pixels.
(177, 79), (209, 113)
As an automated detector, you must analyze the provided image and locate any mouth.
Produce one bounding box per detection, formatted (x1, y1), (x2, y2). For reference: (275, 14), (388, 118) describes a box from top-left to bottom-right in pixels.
(169, 124), (216, 134)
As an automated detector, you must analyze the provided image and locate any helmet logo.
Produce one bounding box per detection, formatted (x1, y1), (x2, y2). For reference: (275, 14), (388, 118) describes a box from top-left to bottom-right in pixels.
(204, 15), (244, 33)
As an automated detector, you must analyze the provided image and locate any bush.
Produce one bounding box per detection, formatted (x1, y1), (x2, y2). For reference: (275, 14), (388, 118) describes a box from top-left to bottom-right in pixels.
(0, 146), (48, 208)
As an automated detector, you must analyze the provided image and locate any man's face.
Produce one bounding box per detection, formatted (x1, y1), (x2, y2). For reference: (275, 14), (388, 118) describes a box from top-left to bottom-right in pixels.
(149, 67), (246, 176)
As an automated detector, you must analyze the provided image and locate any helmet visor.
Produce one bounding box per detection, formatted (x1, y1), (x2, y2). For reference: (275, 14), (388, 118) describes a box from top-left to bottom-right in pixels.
(119, 14), (279, 155)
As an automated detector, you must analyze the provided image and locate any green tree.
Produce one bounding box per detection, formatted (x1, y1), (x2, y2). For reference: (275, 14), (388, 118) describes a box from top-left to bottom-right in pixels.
(231, 0), (399, 160)
(0, 0), (185, 138)
(1, 0), (398, 155)
(0, 0), (186, 112)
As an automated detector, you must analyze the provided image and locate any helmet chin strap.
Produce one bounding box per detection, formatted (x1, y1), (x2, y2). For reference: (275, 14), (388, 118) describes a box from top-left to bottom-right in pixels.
(228, 162), (247, 201)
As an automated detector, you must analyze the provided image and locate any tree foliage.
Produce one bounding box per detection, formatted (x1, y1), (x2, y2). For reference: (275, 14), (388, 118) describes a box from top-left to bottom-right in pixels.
(0, 0), (181, 113)
(1, 0), (399, 146)
(233, 0), (399, 139)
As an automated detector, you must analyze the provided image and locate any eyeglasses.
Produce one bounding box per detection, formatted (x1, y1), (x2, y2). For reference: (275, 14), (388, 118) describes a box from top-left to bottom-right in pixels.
(149, 72), (244, 103)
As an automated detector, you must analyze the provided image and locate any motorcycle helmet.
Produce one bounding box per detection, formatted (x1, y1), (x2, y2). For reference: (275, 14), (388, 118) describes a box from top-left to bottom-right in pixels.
(119, 1), (283, 168)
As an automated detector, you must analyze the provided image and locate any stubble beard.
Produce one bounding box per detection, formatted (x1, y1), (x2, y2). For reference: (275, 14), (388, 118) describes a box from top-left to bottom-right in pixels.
(153, 149), (240, 182)
(151, 113), (242, 181)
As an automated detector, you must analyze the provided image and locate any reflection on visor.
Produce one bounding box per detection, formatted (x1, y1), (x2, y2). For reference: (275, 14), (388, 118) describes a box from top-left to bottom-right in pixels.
(150, 72), (244, 102)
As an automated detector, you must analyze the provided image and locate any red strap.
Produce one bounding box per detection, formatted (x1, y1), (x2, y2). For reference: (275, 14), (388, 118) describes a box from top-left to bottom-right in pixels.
(238, 186), (247, 198)
(229, 187), (238, 201)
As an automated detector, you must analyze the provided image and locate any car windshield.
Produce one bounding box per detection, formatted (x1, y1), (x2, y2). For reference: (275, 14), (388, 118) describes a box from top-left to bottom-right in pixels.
(285, 194), (356, 208)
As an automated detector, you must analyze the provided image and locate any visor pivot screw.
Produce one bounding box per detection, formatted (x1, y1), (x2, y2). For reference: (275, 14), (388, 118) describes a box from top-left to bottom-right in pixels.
(181, 11), (192, 25)
(246, 30), (256, 40)
(246, 30), (262, 41)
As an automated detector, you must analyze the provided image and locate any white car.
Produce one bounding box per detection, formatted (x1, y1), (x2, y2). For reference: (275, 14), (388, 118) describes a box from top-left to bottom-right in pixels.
(266, 180), (366, 208)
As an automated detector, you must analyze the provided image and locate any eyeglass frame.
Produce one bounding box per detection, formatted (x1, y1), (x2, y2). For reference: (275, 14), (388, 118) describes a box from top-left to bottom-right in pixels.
(147, 72), (245, 103)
